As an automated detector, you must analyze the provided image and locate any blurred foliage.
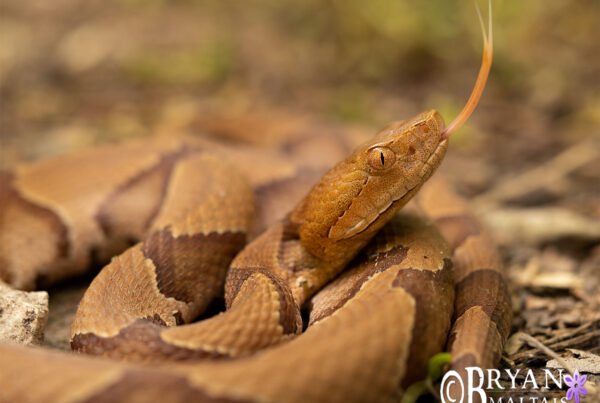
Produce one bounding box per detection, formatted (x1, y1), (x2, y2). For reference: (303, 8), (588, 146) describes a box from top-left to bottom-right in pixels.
(0, 0), (599, 167)
(121, 41), (234, 85)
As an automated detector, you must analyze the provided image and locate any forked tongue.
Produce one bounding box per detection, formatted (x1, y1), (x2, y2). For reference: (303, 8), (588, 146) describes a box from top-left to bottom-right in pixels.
(441, 0), (493, 140)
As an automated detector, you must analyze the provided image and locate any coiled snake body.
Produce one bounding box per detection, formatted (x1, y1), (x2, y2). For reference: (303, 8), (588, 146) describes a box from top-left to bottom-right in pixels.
(0, 109), (511, 402)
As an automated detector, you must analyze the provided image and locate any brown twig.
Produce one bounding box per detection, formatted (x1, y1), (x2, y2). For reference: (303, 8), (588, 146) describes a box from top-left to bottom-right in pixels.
(475, 140), (600, 208)
(517, 332), (575, 375)
(543, 320), (599, 346)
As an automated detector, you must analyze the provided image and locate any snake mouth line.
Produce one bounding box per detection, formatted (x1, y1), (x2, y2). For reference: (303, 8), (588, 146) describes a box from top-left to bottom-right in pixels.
(384, 137), (448, 211)
(337, 138), (448, 240)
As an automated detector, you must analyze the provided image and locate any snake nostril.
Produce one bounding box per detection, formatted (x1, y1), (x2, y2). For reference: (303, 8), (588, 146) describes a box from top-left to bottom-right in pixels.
(408, 146), (416, 155)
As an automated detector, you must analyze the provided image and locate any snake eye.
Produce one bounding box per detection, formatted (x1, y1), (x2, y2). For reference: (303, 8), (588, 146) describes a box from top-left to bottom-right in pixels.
(367, 147), (395, 170)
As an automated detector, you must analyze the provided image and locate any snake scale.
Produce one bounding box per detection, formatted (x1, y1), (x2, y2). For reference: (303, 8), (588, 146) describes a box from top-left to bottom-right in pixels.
(0, 4), (511, 402)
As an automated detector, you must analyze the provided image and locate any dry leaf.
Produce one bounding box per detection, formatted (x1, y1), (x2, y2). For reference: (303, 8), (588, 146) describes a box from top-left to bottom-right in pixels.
(547, 349), (600, 374)
(529, 272), (584, 289)
(482, 207), (600, 244)
(505, 332), (527, 355)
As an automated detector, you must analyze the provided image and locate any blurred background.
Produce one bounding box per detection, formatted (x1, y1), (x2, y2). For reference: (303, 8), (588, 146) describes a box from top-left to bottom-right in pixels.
(1, 0), (599, 391)
(2, 1), (599, 173)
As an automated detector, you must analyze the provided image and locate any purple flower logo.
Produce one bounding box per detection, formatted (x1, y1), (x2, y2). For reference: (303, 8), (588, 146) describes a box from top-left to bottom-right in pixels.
(565, 369), (588, 403)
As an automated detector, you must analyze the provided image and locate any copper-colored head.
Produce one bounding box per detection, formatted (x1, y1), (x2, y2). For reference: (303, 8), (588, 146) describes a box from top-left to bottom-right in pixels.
(327, 110), (447, 240)
(293, 110), (447, 261)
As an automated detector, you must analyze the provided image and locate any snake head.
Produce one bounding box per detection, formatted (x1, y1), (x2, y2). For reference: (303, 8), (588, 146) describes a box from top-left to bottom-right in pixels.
(293, 110), (448, 262)
(327, 110), (448, 240)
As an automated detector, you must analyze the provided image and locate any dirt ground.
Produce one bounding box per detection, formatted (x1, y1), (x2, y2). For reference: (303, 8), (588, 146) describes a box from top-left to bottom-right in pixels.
(1, 0), (599, 401)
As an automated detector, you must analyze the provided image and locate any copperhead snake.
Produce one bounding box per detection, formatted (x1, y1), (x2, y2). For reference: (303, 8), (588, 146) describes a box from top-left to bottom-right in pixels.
(0, 4), (511, 402)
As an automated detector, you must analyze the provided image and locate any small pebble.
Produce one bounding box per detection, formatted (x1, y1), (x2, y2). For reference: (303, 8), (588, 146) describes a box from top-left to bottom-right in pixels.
(0, 281), (49, 345)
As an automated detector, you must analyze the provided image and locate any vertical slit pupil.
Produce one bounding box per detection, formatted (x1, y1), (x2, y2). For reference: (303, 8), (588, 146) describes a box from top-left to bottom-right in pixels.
(380, 152), (385, 165)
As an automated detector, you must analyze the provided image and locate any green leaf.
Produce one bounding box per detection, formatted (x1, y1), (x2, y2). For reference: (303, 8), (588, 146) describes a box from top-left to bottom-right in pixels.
(401, 381), (427, 403)
(428, 352), (452, 381)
